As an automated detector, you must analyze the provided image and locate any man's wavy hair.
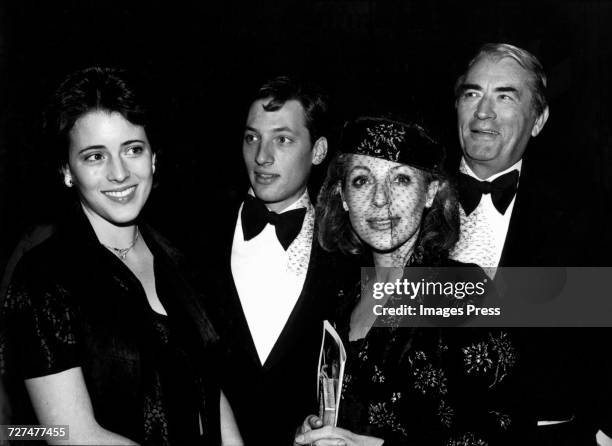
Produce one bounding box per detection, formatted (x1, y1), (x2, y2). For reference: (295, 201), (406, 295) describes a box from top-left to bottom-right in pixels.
(316, 126), (459, 265)
(44, 66), (155, 171)
(251, 75), (329, 144)
(454, 43), (548, 116)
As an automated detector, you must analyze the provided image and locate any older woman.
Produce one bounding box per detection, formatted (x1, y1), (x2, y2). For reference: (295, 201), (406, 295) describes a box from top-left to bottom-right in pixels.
(295, 116), (520, 446)
(0, 67), (242, 445)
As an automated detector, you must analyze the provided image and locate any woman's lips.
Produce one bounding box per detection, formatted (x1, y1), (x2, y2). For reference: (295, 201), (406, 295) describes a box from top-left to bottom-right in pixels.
(102, 185), (137, 203)
(367, 217), (399, 231)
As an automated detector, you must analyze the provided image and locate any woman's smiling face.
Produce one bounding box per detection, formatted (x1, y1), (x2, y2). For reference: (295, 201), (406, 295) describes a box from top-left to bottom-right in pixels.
(63, 110), (155, 227)
(343, 154), (437, 253)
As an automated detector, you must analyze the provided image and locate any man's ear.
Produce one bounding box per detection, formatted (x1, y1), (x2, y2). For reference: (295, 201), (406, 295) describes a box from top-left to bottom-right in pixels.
(425, 180), (440, 208)
(152, 153), (157, 173)
(531, 106), (550, 137)
(312, 137), (328, 166)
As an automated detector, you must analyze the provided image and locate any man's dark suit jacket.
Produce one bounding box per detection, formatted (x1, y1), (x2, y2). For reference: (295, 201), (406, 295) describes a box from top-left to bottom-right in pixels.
(455, 158), (602, 444)
(496, 161), (572, 267)
(195, 196), (347, 445)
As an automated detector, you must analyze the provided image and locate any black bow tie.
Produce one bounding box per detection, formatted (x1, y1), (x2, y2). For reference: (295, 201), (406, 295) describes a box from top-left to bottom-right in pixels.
(241, 195), (307, 250)
(457, 170), (519, 216)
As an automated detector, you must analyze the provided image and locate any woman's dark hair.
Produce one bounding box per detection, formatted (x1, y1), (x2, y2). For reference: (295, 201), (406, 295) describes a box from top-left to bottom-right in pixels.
(44, 66), (155, 170)
(317, 141), (459, 266)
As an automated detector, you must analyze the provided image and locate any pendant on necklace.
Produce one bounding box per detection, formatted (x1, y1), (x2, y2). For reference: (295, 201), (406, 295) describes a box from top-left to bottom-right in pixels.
(102, 228), (140, 261)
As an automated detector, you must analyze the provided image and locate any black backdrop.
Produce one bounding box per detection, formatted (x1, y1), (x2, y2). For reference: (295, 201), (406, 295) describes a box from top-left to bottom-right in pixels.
(1, 0), (611, 266)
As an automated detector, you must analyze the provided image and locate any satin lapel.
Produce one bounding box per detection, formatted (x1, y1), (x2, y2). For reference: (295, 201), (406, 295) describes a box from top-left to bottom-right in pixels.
(498, 184), (525, 267)
(219, 201), (262, 368)
(498, 165), (569, 268)
(498, 163), (544, 267)
(262, 239), (325, 371)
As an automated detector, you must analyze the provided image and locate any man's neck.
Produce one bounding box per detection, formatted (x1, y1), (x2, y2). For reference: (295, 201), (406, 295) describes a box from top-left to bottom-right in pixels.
(461, 158), (523, 181)
(468, 164), (495, 180)
(249, 188), (310, 213)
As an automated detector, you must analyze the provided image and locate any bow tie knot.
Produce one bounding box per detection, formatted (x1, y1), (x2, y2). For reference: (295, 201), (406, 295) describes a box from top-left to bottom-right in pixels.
(241, 195), (307, 250)
(476, 181), (494, 195)
(265, 211), (282, 226)
(457, 170), (519, 215)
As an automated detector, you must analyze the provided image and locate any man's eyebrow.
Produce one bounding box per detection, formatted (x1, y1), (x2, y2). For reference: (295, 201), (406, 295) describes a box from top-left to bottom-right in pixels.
(459, 83), (482, 92)
(494, 86), (520, 96)
(271, 126), (294, 133)
(244, 126), (259, 133)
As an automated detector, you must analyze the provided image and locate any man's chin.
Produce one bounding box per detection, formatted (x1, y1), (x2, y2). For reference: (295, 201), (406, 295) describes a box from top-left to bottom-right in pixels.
(251, 185), (278, 202)
(464, 145), (498, 160)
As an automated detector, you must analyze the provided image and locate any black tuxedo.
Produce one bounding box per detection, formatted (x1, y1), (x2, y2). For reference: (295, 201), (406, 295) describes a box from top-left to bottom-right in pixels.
(496, 161), (572, 267)
(455, 159), (600, 444)
(198, 197), (346, 445)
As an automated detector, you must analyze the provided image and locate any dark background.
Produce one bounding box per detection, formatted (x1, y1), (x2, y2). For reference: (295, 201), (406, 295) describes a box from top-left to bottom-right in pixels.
(1, 0), (611, 267)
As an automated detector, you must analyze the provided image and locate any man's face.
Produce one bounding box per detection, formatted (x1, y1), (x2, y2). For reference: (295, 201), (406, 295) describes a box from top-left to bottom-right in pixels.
(242, 98), (326, 212)
(456, 56), (548, 179)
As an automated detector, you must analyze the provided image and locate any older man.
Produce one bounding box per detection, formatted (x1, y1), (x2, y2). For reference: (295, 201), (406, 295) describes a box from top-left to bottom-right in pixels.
(451, 43), (550, 270)
(451, 43), (607, 446)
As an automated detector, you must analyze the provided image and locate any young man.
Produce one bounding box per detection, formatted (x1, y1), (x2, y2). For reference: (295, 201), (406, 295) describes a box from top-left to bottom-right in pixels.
(206, 76), (341, 444)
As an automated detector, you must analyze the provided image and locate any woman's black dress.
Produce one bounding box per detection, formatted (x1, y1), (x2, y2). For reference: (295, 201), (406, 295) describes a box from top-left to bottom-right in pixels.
(0, 207), (221, 445)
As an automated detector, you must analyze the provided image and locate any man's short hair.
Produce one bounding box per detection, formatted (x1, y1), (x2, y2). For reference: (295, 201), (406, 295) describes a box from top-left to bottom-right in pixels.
(252, 76), (329, 144)
(454, 43), (548, 116)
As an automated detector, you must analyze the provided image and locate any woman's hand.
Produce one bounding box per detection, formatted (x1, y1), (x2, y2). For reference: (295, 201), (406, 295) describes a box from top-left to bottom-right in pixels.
(294, 417), (384, 446)
(597, 429), (612, 446)
(296, 414), (324, 436)
(220, 390), (243, 446)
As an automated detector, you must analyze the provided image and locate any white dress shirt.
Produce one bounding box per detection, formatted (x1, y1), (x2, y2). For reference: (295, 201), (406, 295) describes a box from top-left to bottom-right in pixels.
(451, 158), (522, 275)
(231, 189), (314, 364)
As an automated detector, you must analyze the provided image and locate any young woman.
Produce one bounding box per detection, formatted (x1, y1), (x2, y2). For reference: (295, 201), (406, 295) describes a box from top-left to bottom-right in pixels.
(0, 67), (242, 445)
(295, 116), (520, 446)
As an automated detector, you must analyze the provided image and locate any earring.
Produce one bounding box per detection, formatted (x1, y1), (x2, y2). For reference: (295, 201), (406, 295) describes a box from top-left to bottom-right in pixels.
(342, 201), (349, 211)
(64, 176), (73, 187)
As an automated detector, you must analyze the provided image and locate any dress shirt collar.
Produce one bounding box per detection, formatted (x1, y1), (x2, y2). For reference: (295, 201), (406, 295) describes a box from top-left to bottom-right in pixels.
(246, 188), (311, 213)
(460, 157), (523, 182)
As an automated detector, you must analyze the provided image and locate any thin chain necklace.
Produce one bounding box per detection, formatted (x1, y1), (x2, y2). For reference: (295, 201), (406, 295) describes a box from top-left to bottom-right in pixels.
(102, 227), (140, 261)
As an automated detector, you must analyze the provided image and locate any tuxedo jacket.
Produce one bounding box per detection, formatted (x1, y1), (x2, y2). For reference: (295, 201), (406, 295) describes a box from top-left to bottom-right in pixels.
(454, 159), (602, 437)
(496, 160), (573, 267)
(197, 197), (347, 445)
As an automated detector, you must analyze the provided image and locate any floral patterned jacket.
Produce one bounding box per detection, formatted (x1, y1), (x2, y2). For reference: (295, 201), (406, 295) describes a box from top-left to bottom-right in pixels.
(333, 261), (523, 446)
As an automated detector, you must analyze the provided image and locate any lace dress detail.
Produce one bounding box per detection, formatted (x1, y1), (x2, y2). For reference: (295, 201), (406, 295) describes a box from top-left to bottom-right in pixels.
(143, 316), (171, 446)
(144, 371), (170, 445)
